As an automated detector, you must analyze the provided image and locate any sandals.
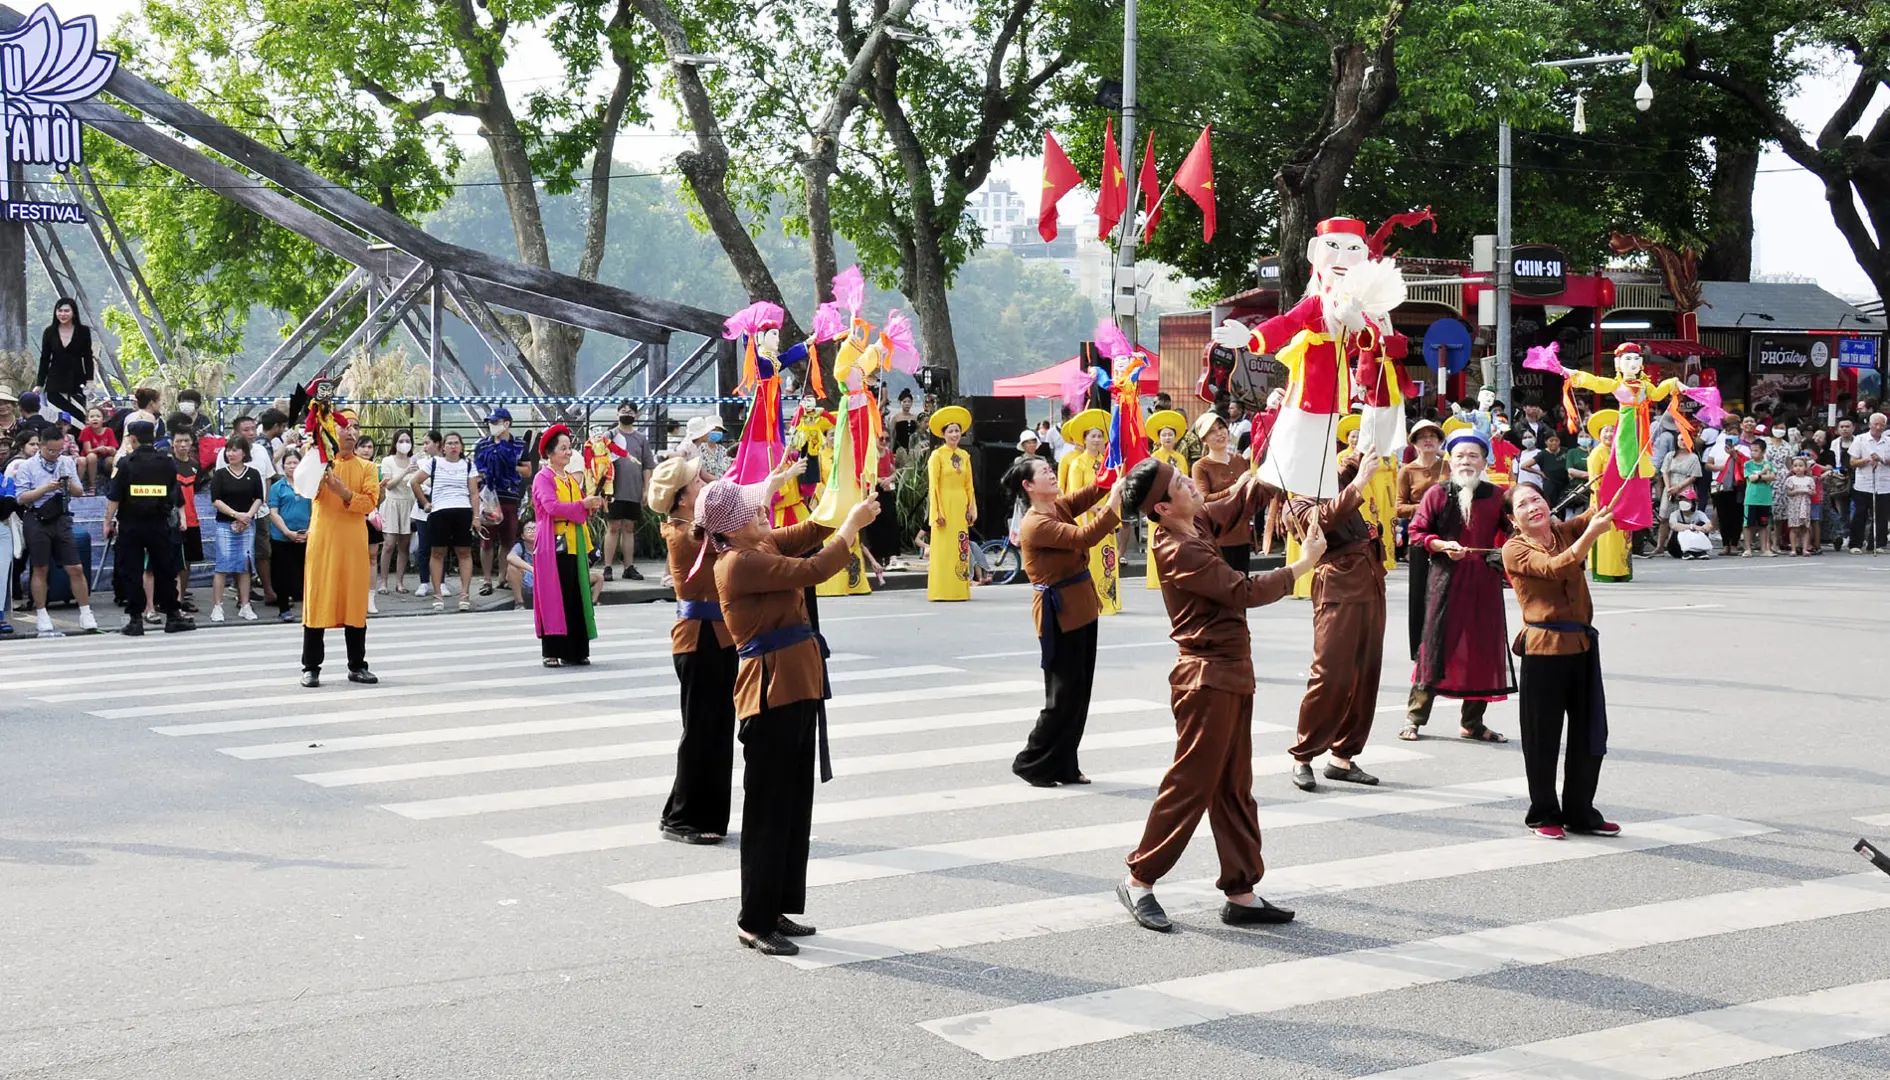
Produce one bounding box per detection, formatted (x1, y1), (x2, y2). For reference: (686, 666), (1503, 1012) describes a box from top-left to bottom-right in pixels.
(543, 658), (562, 668)
(1461, 726), (1509, 743)
(432, 599), (445, 612)
(458, 598), (472, 612)
(1398, 724), (1421, 741)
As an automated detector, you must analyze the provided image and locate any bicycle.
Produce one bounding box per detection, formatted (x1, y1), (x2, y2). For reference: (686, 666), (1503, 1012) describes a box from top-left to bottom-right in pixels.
(974, 530), (1022, 585)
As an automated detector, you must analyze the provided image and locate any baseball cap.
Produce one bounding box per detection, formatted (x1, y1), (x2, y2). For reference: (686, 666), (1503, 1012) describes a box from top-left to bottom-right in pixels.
(486, 406), (513, 423)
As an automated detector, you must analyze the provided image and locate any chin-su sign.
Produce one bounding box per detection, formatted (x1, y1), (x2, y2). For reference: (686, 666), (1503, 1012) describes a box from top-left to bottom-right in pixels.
(0, 6), (117, 223)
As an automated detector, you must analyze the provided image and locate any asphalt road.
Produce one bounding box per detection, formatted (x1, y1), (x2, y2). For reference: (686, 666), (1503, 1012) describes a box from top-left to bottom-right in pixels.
(3, 553), (1889, 1079)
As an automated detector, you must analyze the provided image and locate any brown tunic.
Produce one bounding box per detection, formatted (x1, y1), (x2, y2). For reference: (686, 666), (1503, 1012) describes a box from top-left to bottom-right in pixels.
(1396, 457), (1447, 519)
(714, 518), (848, 720)
(1154, 469), (1290, 694)
(1191, 453), (1254, 547)
(1020, 485), (1121, 634)
(1285, 472), (1386, 606)
(663, 519), (734, 653)
(1502, 508), (1598, 657)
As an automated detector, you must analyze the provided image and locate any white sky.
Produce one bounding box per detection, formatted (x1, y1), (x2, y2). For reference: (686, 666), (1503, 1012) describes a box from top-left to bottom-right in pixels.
(58, 0), (1888, 300)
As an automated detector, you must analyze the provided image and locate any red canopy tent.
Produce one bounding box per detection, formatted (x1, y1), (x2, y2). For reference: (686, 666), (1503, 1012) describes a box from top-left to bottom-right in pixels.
(991, 354), (1162, 397)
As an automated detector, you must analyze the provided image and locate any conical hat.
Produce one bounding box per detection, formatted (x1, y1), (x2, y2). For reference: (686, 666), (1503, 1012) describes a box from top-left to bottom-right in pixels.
(1587, 409), (1620, 440)
(1062, 408), (1109, 443)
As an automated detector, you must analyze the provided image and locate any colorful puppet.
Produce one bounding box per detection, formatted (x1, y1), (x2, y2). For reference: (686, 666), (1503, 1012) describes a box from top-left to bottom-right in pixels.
(722, 300), (806, 488)
(1210, 214), (1421, 498)
(1057, 407), (1121, 616)
(1063, 319), (1151, 480)
(1524, 341), (1725, 530)
(812, 268), (909, 527)
(779, 399), (833, 527)
(288, 374), (351, 498)
(581, 426), (621, 498)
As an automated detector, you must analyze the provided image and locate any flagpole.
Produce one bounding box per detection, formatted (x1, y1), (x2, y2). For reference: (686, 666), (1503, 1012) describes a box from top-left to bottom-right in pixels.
(1112, 0), (1141, 341)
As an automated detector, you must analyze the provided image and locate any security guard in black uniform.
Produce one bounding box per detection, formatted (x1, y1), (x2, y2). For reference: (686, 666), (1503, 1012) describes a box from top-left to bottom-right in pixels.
(105, 421), (197, 636)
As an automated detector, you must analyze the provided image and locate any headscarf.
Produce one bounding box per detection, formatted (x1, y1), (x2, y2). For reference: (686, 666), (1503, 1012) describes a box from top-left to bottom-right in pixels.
(687, 477), (771, 580)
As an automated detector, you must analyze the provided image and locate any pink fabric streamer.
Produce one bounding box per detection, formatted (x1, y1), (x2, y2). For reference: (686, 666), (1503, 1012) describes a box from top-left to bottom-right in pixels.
(1060, 363), (1092, 415)
(833, 266), (865, 318)
(1094, 318), (1132, 360)
(883, 310), (921, 373)
(722, 300), (784, 341)
(1521, 342), (1567, 376)
(1681, 384), (1727, 426)
(811, 301), (847, 343)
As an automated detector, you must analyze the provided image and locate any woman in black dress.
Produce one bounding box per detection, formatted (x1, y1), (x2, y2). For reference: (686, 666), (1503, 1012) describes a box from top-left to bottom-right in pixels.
(37, 298), (95, 419)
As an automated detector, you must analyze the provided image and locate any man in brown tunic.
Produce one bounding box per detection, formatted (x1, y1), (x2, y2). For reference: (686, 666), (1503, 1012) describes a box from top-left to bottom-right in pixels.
(1115, 457), (1324, 931)
(1008, 455), (1123, 785)
(1285, 450), (1386, 791)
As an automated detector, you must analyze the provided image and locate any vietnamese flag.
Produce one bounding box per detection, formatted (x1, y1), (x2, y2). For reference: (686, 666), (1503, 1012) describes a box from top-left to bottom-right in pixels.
(1138, 131), (1161, 242)
(1039, 131), (1082, 243)
(1172, 125), (1216, 242)
(1095, 118), (1127, 239)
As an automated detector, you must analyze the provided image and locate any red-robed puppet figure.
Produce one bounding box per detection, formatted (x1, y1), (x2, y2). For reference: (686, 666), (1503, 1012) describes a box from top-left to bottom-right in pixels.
(288, 374), (353, 499)
(1212, 213), (1426, 498)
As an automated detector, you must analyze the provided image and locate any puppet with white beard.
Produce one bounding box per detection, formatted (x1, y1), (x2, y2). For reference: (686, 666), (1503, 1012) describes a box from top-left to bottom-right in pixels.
(1212, 213), (1429, 499)
(1401, 428), (1515, 741)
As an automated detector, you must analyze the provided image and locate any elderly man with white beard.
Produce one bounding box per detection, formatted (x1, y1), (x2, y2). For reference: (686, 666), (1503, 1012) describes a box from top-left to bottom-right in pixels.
(1400, 428), (1515, 743)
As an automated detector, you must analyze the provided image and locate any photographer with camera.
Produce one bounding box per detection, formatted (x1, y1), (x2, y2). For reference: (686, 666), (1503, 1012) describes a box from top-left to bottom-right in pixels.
(14, 423), (95, 636)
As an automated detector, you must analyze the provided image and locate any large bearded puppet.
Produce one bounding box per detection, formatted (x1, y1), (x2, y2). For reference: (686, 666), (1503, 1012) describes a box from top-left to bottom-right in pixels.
(1212, 214), (1423, 498)
(1524, 340), (1725, 530)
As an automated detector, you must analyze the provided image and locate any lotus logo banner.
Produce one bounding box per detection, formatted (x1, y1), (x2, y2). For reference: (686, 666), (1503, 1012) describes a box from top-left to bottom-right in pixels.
(0, 5), (117, 221)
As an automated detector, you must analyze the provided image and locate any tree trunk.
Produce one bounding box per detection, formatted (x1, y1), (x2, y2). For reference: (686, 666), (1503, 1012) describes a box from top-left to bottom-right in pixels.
(1700, 137), (1757, 282)
(629, 0), (802, 341)
(871, 52), (963, 387)
(1273, 9), (1404, 299)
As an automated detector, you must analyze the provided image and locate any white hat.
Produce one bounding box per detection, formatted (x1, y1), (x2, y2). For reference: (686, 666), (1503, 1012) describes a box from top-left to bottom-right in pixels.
(684, 414), (726, 440)
(0, 384), (15, 403)
(1016, 429), (1040, 449)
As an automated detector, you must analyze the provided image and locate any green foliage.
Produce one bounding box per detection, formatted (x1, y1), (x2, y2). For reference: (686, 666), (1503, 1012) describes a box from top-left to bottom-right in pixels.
(947, 251), (1099, 392)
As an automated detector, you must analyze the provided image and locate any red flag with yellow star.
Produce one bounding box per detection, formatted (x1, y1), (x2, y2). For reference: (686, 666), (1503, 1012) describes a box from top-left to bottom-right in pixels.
(1138, 131), (1162, 242)
(1038, 131), (1082, 243)
(1096, 118), (1127, 240)
(1172, 125), (1215, 242)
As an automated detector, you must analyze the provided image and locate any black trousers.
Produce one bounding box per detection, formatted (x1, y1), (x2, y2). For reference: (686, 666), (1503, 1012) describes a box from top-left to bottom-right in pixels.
(737, 698), (818, 935)
(540, 552), (590, 663)
(1220, 544), (1250, 573)
(1013, 619), (1098, 784)
(1848, 491), (1890, 551)
(45, 387), (84, 419)
(1406, 552), (1429, 661)
(663, 639), (738, 834)
(117, 518), (177, 617)
(272, 539), (306, 613)
(1518, 651), (1605, 830)
(302, 625), (367, 674)
(1713, 490), (1743, 547)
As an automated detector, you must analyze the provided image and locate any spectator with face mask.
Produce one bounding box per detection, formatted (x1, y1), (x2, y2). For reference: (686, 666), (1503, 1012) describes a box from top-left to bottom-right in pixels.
(174, 389), (212, 436)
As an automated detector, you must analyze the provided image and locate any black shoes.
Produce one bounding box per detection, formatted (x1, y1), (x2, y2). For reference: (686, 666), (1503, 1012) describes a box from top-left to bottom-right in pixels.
(1117, 881), (1173, 932)
(1323, 762), (1379, 786)
(301, 670), (320, 688)
(626, 566), (644, 580)
(776, 916), (816, 937)
(348, 668), (379, 685)
(739, 931), (799, 956)
(165, 615), (196, 634)
(1220, 898), (1296, 926)
(1292, 762), (1318, 791)
(661, 825), (723, 846)
(120, 619), (144, 636)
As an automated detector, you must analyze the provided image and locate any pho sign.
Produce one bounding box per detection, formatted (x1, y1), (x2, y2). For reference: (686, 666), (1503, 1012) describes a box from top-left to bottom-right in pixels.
(1510, 243), (1568, 298)
(0, 6), (117, 223)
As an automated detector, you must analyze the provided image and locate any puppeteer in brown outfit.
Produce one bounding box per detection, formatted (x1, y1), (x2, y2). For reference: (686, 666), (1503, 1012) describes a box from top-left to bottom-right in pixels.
(1014, 481), (1122, 785)
(1285, 451), (1388, 790)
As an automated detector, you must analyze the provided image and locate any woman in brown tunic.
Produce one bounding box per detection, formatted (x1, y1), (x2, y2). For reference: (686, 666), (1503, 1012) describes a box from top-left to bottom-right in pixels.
(1190, 412), (1253, 570)
(1502, 485), (1619, 840)
(698, 474), (879, 956)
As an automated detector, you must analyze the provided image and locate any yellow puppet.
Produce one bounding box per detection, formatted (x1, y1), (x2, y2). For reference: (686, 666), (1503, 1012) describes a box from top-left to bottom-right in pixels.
(810, 320), (887, 527)
(1059, 408), (1120, 615)
(1143, 409), (1188, 588)
(581, 427), (617, 499)
(926, 405), (975, 601)
(1337, 412), (1399, 572)
(1585, 409), (1632, 582)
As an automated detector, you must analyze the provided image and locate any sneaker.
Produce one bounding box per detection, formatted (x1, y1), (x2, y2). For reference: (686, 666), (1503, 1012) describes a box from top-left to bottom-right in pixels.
(34, 610), (57, 638)
(603, 567), (614, 582)
(1851, 547), (1863, 554)
(367, 594), (378, 615)
(626, 565), (644, 580)
(78, 607), (98, 633)
(279, 610), (297, 623)
(415, 583), (432, 598)
(1531, 825), (1567, 840)
(180, 597), (199, 614)
(121, 618), (144, 637)
(0, 623), (13, 636)
(1571, 821), (1622, 837)
(238, 604), (257, 622)
(442, 581), (456, 597)
(164, 614), (197, 634)
(210, 605), (225, 623)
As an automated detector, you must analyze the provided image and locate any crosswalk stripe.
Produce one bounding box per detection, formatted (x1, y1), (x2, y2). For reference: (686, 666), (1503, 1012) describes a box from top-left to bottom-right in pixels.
(779, 815), (1773, 969)
(955, 641), (1173, 660)
(300, 709), (1180, 786)
(36, 640), (673, 701)
(918, 870), (1890, 1061)
(152, 671), (1023, 738)
(1353, 977), (1890, 1079)
(17, 618), (542, 660)
(0, 635), (667, 690)
(610, 778), (1528, 907)
(1858, 813), (1890, 828)
(378, 705), (1178, 818)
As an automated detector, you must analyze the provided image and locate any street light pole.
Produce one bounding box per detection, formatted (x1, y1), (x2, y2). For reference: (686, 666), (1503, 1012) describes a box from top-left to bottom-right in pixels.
(1113, 0), (1140, 341)
(1493, 52), (1638, 409)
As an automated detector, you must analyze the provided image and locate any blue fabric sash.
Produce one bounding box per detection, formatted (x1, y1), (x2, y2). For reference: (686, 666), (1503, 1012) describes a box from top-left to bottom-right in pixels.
(1033, 568), (1092, 671)
(738, 622), (833, 781)
(1526, 620), (1608, 755)
(676, 598), (723, 622)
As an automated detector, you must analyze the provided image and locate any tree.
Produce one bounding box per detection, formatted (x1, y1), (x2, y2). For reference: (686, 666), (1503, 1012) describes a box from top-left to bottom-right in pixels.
(108, 0), (667, 393)
(1664, 0), (1890, 302)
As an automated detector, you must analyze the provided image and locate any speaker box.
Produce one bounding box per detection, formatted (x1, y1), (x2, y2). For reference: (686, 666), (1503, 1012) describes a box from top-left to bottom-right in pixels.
(964, 395), (1026, 446)
(972, 442), (1025, 542)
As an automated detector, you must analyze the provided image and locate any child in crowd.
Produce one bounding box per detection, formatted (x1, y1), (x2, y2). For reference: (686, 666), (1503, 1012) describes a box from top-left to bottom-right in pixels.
(1742, 438), (1777, 558)
(77, 406), (117, 492)
(1781, 456), (1816, 556)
